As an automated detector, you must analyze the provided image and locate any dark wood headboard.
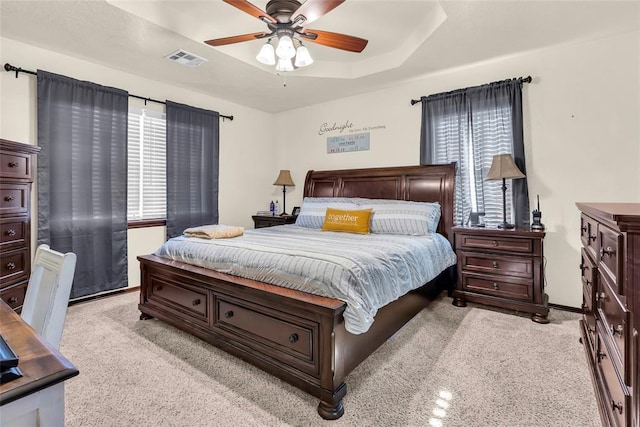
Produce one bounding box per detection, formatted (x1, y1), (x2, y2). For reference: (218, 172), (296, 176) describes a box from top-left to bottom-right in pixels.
(303, 163), (456, 241)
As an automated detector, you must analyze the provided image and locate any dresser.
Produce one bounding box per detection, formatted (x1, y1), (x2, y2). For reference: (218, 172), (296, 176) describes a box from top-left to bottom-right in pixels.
(451, 226), (548, 323)
(577, 203), (639, 427)
(252, 214), (297, 229)
(0, 139), (40, 312)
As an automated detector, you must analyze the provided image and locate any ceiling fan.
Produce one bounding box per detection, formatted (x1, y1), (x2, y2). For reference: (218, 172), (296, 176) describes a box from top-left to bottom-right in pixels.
(204, 0), (368, 70)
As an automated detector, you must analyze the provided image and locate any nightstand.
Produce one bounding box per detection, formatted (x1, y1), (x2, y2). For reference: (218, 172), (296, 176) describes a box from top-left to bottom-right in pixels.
(451, 226), (548, 323)
(252, 215), (297, 229)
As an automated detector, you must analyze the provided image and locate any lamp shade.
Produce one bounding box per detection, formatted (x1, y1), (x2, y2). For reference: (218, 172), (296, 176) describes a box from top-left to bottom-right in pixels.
(273, 170), (295, 187)
(275, 35), (296, 60)
(256, 42), (276, 65)
(294, 45), (313, 67)
(485, 154), (525, 180)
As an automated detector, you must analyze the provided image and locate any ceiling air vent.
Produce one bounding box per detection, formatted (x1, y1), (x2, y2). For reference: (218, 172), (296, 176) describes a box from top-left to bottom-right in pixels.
(164, 49), (208, 68)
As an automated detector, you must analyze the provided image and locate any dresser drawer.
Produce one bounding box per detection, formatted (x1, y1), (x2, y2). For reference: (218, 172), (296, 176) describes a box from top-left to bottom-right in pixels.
(580, 214), (599, 260)
(461, 273), (532, 301)
(598, 224), (624, 295)
(214, 294), (318, 376)
(460, 252), (534, 279)
(0, 246), (29, 285)
(0, 184), (29, 216)
(0, 280), (27, 311)
(456, 234), (533, 254)
(0, 217), (28, 249)
(0, 150), (33, 180)
(598, 274), (631, 385)
(147, 275), (209, 325)
(596, 332), (632, 427)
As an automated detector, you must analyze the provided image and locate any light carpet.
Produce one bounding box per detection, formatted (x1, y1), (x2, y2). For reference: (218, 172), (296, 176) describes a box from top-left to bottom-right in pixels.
(59, 291), (599, 426)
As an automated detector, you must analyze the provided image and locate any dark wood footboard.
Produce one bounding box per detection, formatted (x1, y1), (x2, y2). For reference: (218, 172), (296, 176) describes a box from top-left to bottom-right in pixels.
(138, 255), (452, 419)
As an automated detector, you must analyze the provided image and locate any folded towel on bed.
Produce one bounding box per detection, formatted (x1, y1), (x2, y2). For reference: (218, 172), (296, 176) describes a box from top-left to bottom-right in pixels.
(183, 224), (244, 239)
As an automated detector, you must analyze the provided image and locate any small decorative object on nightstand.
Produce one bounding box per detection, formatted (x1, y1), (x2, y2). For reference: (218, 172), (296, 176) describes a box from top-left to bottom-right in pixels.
(451, 226), (548, 323)
(252, 214), (297, 229)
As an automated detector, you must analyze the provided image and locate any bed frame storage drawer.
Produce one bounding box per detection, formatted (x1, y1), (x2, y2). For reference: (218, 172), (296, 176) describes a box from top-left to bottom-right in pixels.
(213, 294), (319, 376)
(146, 275), (209, 325)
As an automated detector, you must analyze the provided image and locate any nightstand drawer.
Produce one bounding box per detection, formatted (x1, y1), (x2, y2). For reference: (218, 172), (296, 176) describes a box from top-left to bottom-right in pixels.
(460, 252), (533, 279)
(0, 150), (32, 180)
(461, 273), (532, 301)
(456, 234), (532, 254)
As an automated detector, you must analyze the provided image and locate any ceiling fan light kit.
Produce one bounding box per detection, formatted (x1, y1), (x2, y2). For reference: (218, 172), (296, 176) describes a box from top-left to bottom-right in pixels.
(207, 0), (368, 73)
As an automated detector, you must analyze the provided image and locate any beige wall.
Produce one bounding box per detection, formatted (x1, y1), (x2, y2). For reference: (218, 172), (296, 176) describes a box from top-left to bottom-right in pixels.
(275, 30), (640, 308)
(2, 29), (638, 305)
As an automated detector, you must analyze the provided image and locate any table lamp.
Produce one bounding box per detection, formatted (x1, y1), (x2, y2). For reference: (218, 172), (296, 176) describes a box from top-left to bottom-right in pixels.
(273, 170), (295, 215)
(485, 154), (525, 229)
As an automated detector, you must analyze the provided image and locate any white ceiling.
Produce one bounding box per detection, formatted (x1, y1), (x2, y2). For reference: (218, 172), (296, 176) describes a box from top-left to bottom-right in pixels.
(1, 1), (638, 113)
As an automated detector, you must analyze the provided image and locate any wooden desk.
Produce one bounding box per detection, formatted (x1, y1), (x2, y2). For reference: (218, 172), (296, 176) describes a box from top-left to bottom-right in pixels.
(0, 299), (78, 426)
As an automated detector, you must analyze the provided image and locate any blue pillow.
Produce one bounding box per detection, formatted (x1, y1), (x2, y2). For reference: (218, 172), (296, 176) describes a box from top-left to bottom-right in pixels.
(295, 197), (360, 229)
(356, 199), (441, 235)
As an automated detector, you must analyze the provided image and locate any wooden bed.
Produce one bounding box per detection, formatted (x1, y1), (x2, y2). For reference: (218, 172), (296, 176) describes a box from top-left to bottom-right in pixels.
(137, 163), (456, 420)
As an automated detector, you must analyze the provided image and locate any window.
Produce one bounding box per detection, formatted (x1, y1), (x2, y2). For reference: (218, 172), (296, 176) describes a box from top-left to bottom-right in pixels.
(127, 108), (166, 221)
(421, 80), (528, 228)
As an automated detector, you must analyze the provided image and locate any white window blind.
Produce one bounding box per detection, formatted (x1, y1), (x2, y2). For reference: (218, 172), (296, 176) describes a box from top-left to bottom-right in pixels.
(127, 108), (166, 220)
(431, 102), (515, 227)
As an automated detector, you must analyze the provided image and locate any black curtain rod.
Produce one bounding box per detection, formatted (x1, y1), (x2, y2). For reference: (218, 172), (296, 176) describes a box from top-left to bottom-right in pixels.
(4, 63), (234, 121)
(410, 75), (532, 106)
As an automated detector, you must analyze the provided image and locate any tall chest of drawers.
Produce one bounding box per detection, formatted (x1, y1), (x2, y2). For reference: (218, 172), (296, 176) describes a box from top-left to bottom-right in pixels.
(577, 203), (640, 427)
(0, 139), (40, 312)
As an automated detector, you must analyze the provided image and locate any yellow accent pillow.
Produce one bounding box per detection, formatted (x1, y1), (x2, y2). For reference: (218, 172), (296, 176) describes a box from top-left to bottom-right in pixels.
(321, 208), (373, 234)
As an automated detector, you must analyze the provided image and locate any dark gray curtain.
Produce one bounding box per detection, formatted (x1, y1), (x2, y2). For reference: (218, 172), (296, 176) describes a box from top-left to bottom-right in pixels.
(166, 101), (219, 239)
(420, 78), (529, 227)
(37, 70), (128, 298)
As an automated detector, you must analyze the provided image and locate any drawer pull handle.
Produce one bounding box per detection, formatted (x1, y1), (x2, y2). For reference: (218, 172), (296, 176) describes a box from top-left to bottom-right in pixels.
(492, 261), (499, 269)
(588, 234), (596, 242)
(611, 324), (624, 337)
(8, 162), (19, 168)
(491, 240), (498, 247)
(580, 225), (587, 233)
(492, 282), (499, 290)
(611, 400), (623, 414)
(6, 262), (15, 270)
(596, 350), (607, 362)
(7, 296), (18, 305)
(584, 279), (590, 286)
(6, 229), (16, 237)
(4, 196), (15, 202)
(155, 285), (163, 291)
(192, 298), (201, 306)
(289, 333), (299, 343)
(224, 310), (234, 319)
(599, 246), (614, 259)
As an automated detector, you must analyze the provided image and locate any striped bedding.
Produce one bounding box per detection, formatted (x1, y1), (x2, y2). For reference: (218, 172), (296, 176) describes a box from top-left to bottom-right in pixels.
(154, 225), (457, 334)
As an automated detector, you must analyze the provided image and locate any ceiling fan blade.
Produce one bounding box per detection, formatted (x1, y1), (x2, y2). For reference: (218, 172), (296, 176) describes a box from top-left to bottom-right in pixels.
(205, 32), (269, 47)
(291, 0), (345, 26)
(223, 0), (277, 24)
(301, 29), (368, 53)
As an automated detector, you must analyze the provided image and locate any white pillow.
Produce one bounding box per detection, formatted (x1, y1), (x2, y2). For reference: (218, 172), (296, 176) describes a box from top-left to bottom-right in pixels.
(295, 197), (360, 229)
(356, 199), (441, 235)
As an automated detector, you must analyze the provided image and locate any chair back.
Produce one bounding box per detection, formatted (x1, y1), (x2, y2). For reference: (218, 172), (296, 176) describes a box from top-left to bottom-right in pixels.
(20, 244), (77, 349)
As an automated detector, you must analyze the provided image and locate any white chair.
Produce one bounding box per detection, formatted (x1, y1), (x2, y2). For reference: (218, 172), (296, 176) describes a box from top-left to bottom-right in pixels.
(20, 244), (77, 350)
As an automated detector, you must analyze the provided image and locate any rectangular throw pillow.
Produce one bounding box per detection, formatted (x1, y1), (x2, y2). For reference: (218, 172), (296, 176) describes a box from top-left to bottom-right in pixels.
(356, 199), (441, 235)
(321, 208), (373, 234)
(295, 197), (360, 229)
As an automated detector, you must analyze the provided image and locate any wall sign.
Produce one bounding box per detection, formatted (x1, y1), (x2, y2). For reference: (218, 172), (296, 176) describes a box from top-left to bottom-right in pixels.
(327, 132), (370, 154)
